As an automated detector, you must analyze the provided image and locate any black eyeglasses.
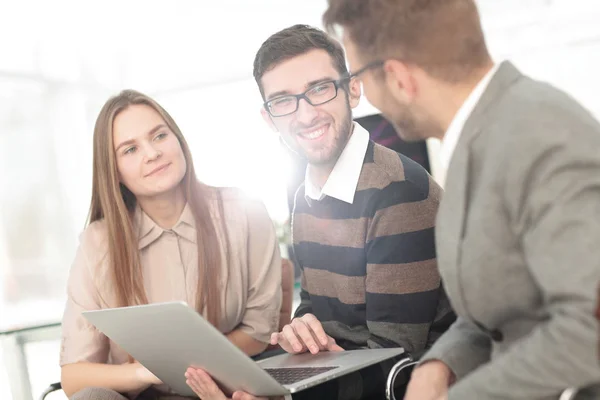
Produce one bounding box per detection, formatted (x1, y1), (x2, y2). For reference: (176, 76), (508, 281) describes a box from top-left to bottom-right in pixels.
(264, 79), (348, 118)
(347, 60), (385, 80)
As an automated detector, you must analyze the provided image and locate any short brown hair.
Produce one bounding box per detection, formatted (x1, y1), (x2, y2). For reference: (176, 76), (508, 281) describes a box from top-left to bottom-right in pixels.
(253, 24), (349, 98)
(323, 0), (491, 82)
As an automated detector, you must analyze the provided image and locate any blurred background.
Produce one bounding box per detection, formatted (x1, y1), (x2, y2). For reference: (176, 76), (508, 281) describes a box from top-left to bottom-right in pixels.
(2, 0), (600, 398)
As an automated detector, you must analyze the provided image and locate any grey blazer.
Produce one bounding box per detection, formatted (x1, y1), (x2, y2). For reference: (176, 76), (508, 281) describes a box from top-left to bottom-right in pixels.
(421, 61), (600, 399)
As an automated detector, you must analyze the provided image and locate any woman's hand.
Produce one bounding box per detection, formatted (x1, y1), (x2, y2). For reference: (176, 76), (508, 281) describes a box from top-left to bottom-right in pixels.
(185, 367), (274, 400)
(131, 361), (162, 386)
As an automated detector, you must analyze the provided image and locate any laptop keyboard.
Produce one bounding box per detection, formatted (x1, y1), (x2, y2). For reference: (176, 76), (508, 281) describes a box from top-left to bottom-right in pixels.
(264, 366), (339, 385)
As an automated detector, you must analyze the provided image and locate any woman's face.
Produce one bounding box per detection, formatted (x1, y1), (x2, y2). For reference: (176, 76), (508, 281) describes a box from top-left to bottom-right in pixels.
(112, 104), (187, 199)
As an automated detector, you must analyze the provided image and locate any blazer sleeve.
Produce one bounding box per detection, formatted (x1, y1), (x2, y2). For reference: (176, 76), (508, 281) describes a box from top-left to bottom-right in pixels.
(446, 123), (600, 399)
(419, 317), (492, 380)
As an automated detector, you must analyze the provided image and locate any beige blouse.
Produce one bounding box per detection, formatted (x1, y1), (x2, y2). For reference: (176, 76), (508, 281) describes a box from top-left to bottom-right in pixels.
(60, 187), (282, 370)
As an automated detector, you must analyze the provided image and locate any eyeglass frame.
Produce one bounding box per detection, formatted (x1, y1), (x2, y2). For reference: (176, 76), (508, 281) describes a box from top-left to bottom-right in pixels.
(263, 78), (352, 118)
(262, 60), (386, 118)
(346, 59), (386, 80)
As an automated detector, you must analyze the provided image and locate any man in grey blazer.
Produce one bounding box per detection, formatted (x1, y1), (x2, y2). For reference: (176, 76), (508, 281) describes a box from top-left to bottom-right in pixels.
(323, 0), (600, 399)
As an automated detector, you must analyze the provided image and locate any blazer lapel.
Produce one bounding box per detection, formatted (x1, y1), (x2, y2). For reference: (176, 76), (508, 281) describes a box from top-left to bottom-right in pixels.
(459, 61), (523, 145)
(436, 61), (523, 312)
(436, 134), (471, 312)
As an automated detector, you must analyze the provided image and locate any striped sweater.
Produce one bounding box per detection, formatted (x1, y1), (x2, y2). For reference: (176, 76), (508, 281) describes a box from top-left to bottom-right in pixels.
(292, 140), (454, 354)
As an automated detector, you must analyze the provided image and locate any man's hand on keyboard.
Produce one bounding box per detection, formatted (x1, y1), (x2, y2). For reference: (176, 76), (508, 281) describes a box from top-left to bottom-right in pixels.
(270, 313), (344, 354)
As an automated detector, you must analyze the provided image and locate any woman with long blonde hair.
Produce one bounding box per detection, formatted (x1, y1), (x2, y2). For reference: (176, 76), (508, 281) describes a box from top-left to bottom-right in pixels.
(60, 90), (282, 400)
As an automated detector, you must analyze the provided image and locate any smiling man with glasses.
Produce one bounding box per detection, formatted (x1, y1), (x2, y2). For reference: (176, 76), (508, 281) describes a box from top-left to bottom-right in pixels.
(251, 24), (454, 399)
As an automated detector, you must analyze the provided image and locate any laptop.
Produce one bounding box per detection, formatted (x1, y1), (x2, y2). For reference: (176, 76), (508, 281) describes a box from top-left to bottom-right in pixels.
(83, 301), (404, 397)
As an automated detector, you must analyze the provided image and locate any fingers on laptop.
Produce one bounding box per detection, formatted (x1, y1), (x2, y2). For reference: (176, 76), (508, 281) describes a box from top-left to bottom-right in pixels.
(327, 336), (344, 352)
(281, 324), (308, 353)
(272, 314), (332, 354)
(270, 332), (279, 345)
(290, 317), (325, 354)
(271, 331), (290, 352)
(231, 391), (269, 400)
(298, 314), (329, 347)
(185, 367), (227, 400)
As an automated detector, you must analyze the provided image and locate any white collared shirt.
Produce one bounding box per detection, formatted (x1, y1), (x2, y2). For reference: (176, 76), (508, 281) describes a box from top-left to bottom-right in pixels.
(304, 122), (369, 204)
(439, 63), (501, 177)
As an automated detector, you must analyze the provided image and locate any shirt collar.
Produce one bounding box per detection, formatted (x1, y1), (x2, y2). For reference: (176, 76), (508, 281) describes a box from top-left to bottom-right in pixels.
(134, 202), (197, 250)
(439, 63), (501, 174)
(304, 122), (369, 204)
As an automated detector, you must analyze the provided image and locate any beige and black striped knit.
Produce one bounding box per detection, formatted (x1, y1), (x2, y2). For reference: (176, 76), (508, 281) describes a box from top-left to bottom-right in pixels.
(293, 140), (454, 355)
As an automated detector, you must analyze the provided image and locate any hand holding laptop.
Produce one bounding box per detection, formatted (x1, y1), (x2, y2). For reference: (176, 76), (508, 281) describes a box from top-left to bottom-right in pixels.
(185, 367), (274, 400)
(270, 313), (344, 355)
(132, 361), (163, 387)
(82, 302), (403, 397)
(182, 312), (343, 400)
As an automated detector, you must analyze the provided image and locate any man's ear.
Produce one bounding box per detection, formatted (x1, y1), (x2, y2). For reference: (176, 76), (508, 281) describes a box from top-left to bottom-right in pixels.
(347, 77), (362, 109)
(383, 59), (418, 102)
(260, 107), (278, 132)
